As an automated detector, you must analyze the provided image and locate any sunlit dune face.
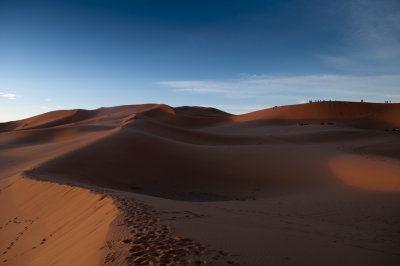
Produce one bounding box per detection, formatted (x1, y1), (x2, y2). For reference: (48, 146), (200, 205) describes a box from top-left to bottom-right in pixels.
(330, 155), (400, 192)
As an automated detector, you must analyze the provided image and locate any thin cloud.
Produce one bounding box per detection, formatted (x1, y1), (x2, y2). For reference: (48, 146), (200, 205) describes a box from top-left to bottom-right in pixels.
(41, 105), (64, 110)
(157, 74), (400, 102)
(320, 0), (400, 71)
(44, 97), (52, 102)
(348, 0), (400, 60)
(0, 92), (17, 100)
(195, 104), (270, 114)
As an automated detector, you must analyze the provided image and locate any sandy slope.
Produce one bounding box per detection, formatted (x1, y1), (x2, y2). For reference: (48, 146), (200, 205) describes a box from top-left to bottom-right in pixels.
(0, 175), (119, 266)
(0, 101), (400, 265)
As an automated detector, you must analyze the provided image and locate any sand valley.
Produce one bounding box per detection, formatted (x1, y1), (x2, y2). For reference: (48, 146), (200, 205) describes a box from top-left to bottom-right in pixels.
(1, 101), (399, 265)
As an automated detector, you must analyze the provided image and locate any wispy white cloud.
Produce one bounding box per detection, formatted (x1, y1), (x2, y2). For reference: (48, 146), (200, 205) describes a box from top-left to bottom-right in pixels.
(320, 0), (400, 71)
(44, 97), (52, 102)
(297, 100), (308, 104)
(193, 104), (270, 114)
(348, 0), (400, 60)
(157, 74), (400, 102)
(40, 105), (64, 110)
(0, 92), (17, 100)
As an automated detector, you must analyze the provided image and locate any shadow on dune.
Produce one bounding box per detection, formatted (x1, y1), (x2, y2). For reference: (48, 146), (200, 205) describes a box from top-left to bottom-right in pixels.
(1, 101), (399, 201)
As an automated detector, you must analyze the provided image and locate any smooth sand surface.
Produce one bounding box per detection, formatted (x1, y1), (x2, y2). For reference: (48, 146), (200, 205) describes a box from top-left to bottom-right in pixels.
(0, 176), (119, 266)
(0, 101), (399, 265)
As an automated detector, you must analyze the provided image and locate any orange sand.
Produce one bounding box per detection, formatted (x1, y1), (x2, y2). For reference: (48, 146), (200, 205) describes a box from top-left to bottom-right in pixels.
(0, 101), (399, 265)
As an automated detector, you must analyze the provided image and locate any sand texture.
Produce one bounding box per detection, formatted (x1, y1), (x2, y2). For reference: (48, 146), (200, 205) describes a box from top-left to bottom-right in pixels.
(0, 101), (400, 265)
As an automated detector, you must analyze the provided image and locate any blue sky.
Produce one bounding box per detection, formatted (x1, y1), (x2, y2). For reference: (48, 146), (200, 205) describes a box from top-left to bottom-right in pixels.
(1, 0), (399, 121)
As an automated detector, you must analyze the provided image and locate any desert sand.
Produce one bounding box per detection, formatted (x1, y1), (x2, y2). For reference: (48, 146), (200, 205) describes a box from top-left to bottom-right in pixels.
(0, 101), (399, 265)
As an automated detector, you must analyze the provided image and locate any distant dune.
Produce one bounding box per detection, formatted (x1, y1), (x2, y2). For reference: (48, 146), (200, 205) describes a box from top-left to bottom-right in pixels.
(236, 101), (400, 127)
(1, 101), (400, 265)
(1, 101), (399, 198)
(2, 101), (399, 132)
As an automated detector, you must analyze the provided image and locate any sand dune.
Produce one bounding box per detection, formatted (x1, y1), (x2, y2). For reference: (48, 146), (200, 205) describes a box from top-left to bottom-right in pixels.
(0, 175), (119, 266)
(235, 101), (400, 127)
(1, 101), (400, 265)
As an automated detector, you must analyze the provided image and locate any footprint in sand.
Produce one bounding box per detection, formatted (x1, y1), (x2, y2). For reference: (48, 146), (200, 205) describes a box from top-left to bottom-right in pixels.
(97, 190), (240, 265)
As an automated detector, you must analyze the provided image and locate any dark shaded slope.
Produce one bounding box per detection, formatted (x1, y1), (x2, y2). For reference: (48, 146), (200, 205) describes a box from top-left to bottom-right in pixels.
(235, 101), (400, 128)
